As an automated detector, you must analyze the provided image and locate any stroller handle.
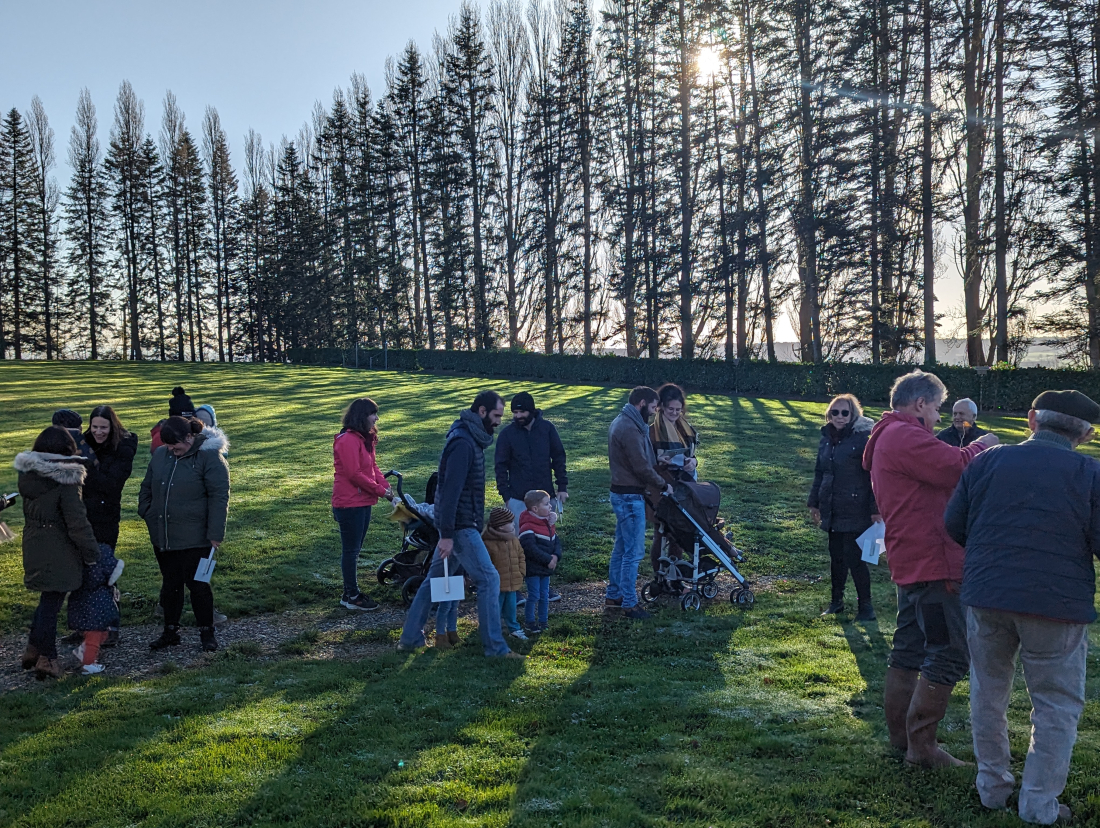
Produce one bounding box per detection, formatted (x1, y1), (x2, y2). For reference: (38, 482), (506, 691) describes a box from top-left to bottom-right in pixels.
(383, 470), (405, 499)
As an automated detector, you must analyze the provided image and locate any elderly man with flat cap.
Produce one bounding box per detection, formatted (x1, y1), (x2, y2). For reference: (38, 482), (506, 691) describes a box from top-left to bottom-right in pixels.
(945, 390), (1100, 825)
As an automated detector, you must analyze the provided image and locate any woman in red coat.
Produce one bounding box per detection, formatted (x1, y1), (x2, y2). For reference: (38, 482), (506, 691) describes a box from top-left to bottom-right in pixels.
(332, 398), (392, 610)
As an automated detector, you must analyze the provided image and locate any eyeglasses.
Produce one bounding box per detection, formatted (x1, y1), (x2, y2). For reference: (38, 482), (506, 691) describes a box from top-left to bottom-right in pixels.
(829, 409), (851, 417)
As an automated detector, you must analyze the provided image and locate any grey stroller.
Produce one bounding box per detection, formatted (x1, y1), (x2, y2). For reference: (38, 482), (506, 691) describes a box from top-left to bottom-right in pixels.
(642, 479), (754, 611)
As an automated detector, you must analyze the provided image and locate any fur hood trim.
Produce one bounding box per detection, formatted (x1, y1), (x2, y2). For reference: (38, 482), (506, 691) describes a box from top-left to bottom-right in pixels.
(13, 451), (88, 485)
(199, 427), (230, 455)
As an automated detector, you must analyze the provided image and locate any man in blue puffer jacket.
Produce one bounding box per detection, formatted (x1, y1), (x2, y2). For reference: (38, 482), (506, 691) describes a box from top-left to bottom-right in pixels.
(945, 389), (1100, 825)
(397, 391), (523, 659)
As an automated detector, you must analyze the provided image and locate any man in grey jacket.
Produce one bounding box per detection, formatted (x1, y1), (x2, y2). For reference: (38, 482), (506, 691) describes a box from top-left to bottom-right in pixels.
(945, 390), (1100, 824)
(606, 386), (672, 619)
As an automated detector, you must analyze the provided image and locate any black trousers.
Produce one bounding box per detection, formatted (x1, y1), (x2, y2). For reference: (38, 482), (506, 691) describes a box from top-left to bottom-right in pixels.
(829, 531), (871, 603)
(28, 591), (66, 659)
(154, 546), (215, 627)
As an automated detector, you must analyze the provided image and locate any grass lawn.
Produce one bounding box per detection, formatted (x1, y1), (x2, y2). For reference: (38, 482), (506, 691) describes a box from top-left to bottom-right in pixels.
(1, 362), (1098, 827)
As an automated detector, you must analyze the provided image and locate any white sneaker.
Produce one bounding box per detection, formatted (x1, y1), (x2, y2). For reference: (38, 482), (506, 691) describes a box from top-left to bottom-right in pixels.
(81, 663), (105, 675)
(72, 643), (85, 662)
(510, 629), (528, 640)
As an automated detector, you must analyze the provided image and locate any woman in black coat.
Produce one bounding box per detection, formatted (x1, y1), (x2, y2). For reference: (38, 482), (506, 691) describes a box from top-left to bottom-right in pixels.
(83, 405), (138, 549)
(807, 394), (880, 620)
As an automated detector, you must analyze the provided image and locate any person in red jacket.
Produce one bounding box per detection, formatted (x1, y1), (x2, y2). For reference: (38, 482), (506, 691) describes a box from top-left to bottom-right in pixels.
(863, 369), (998, 768)
(332, 398), (392, 611)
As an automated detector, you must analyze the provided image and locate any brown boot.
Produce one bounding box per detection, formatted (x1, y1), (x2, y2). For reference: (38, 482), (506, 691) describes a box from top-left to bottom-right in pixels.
(904, 677), (971, 767)
(447, 631), (460, 646)
(884, 667), (920, 750)
(21, 644), (39, 670)
(34, 655), (62, 680)
(435, 634), (452, 651)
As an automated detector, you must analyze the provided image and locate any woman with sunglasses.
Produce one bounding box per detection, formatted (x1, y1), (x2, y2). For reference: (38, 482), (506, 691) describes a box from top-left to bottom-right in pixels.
(807, 394), (880, 620)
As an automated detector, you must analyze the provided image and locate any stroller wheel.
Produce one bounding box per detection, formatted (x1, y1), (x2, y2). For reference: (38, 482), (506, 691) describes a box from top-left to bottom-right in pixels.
(731, 588), (755, 607)
(401, 575), (426, 606)
(680, 592), (702, 611)
(642, 581), (661, 604)
(701, 581), (719, 600)
(377, 559), (399, 586)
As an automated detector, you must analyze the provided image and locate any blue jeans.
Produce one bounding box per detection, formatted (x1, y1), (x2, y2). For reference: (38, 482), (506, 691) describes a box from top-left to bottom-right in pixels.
(525, 576), (550, 627)
(333, 506), (372, 596)
(499, 591), (521, 632)
(435, 600), (459, 635)
(399, 528), (511, 656)
(607, 492), (647, 609)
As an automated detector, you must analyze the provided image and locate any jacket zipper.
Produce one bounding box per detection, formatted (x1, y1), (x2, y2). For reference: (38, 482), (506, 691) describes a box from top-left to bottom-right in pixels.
(163, 457), (178, 549)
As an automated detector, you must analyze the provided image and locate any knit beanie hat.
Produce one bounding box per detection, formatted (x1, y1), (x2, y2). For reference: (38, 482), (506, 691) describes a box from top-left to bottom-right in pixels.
(169, 386), (195, 417)
(488, 506), (515, 528)
(1032, 390), (1100, 424)
(511, 392), (535, 413)
(195, 404), (217, 428)
(51, 409), (82, 428)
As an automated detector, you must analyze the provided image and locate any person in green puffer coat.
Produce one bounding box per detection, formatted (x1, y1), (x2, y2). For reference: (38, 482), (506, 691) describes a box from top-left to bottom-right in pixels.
(138, 416), (230, 653)
(15, 426), (101, 680)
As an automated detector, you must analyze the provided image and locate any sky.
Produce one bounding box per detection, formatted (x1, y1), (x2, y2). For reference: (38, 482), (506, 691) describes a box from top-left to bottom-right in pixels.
(3, 0), (980, 351)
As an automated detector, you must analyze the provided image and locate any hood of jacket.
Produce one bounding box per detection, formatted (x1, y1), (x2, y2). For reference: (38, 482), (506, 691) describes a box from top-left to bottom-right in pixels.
(862, 410), (925, 472)
(482, 524), (518, 544)
(13, 451), (88, 485)
(195, 427), (230, 456)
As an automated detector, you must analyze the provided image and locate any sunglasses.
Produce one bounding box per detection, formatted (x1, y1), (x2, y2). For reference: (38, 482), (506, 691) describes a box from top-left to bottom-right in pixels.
(829, 409), (851, 417)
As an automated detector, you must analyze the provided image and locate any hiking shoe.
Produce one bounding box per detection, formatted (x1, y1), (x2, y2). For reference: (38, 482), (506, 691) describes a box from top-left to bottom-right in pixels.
(149, 625), (181, 650)
(855, 601), (876, 621)
(341, 592), (379, 611)
(510, 628), (529, 641)
(212, 609), (228, 626)
(821, 600), (845, 616)
(199, 626), (219, 652)
(34, 656), (62, 680)
(622, 607), (652, 620)
(525, 625), (543, 635)
(548, 589), (561, 603)
(515, 594), (526, 608)
(72, 643), (86, 663)
(103, 627), (120, 648)
(447, 630), (460, 645)
(21, 645), (39, 670)
(81, 663), (105, 675)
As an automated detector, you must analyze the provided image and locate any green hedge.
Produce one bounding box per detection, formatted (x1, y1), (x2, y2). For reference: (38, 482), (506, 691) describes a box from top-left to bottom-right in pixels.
(286, 347), (1100, 412)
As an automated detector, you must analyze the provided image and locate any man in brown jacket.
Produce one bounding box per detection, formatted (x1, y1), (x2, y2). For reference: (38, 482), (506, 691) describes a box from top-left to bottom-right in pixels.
(606, 386), (672, 619)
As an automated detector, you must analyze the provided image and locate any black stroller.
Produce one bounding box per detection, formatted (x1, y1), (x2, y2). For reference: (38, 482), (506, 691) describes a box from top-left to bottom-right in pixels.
(376, 470), (440, 605)
(643, 479), (754, 611)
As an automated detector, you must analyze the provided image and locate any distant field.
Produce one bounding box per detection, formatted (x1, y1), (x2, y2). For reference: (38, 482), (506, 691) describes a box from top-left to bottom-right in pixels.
(2, 362), (1099, 828)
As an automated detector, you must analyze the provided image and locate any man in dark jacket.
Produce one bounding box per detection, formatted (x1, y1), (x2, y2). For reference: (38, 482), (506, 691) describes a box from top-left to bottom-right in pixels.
(945, 390), (1100, 825)
(936, 398), (989, 447)
(496, 391), (568, 604)
(495, 392), (569, 522)
(606, 386), (672, 620)
(398, 391), (522, 658)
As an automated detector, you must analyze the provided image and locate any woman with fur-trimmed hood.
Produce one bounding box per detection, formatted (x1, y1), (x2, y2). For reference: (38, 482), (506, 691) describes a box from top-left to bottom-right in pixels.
(139, 416), (230, 653)
(15, 425), (101, 679)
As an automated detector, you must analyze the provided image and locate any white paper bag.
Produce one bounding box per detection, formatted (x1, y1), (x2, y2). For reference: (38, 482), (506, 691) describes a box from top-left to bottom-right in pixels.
(430, 557), (465, 602)
(194, 546), (218, 583)
(857, 522), (886, 565)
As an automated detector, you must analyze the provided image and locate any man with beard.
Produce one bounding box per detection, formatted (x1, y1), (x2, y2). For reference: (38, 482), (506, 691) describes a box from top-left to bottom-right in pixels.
(398, 391), (523, 658)
(495, 391), (569, 606)
(606, 386), (672, 620)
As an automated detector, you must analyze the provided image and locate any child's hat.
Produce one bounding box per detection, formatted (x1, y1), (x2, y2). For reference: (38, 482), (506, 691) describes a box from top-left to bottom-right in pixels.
(489, 506), (515, 528)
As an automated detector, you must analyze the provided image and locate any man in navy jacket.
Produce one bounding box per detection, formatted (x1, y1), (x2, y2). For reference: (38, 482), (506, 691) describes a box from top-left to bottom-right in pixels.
(945, 389), (1100, 825)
